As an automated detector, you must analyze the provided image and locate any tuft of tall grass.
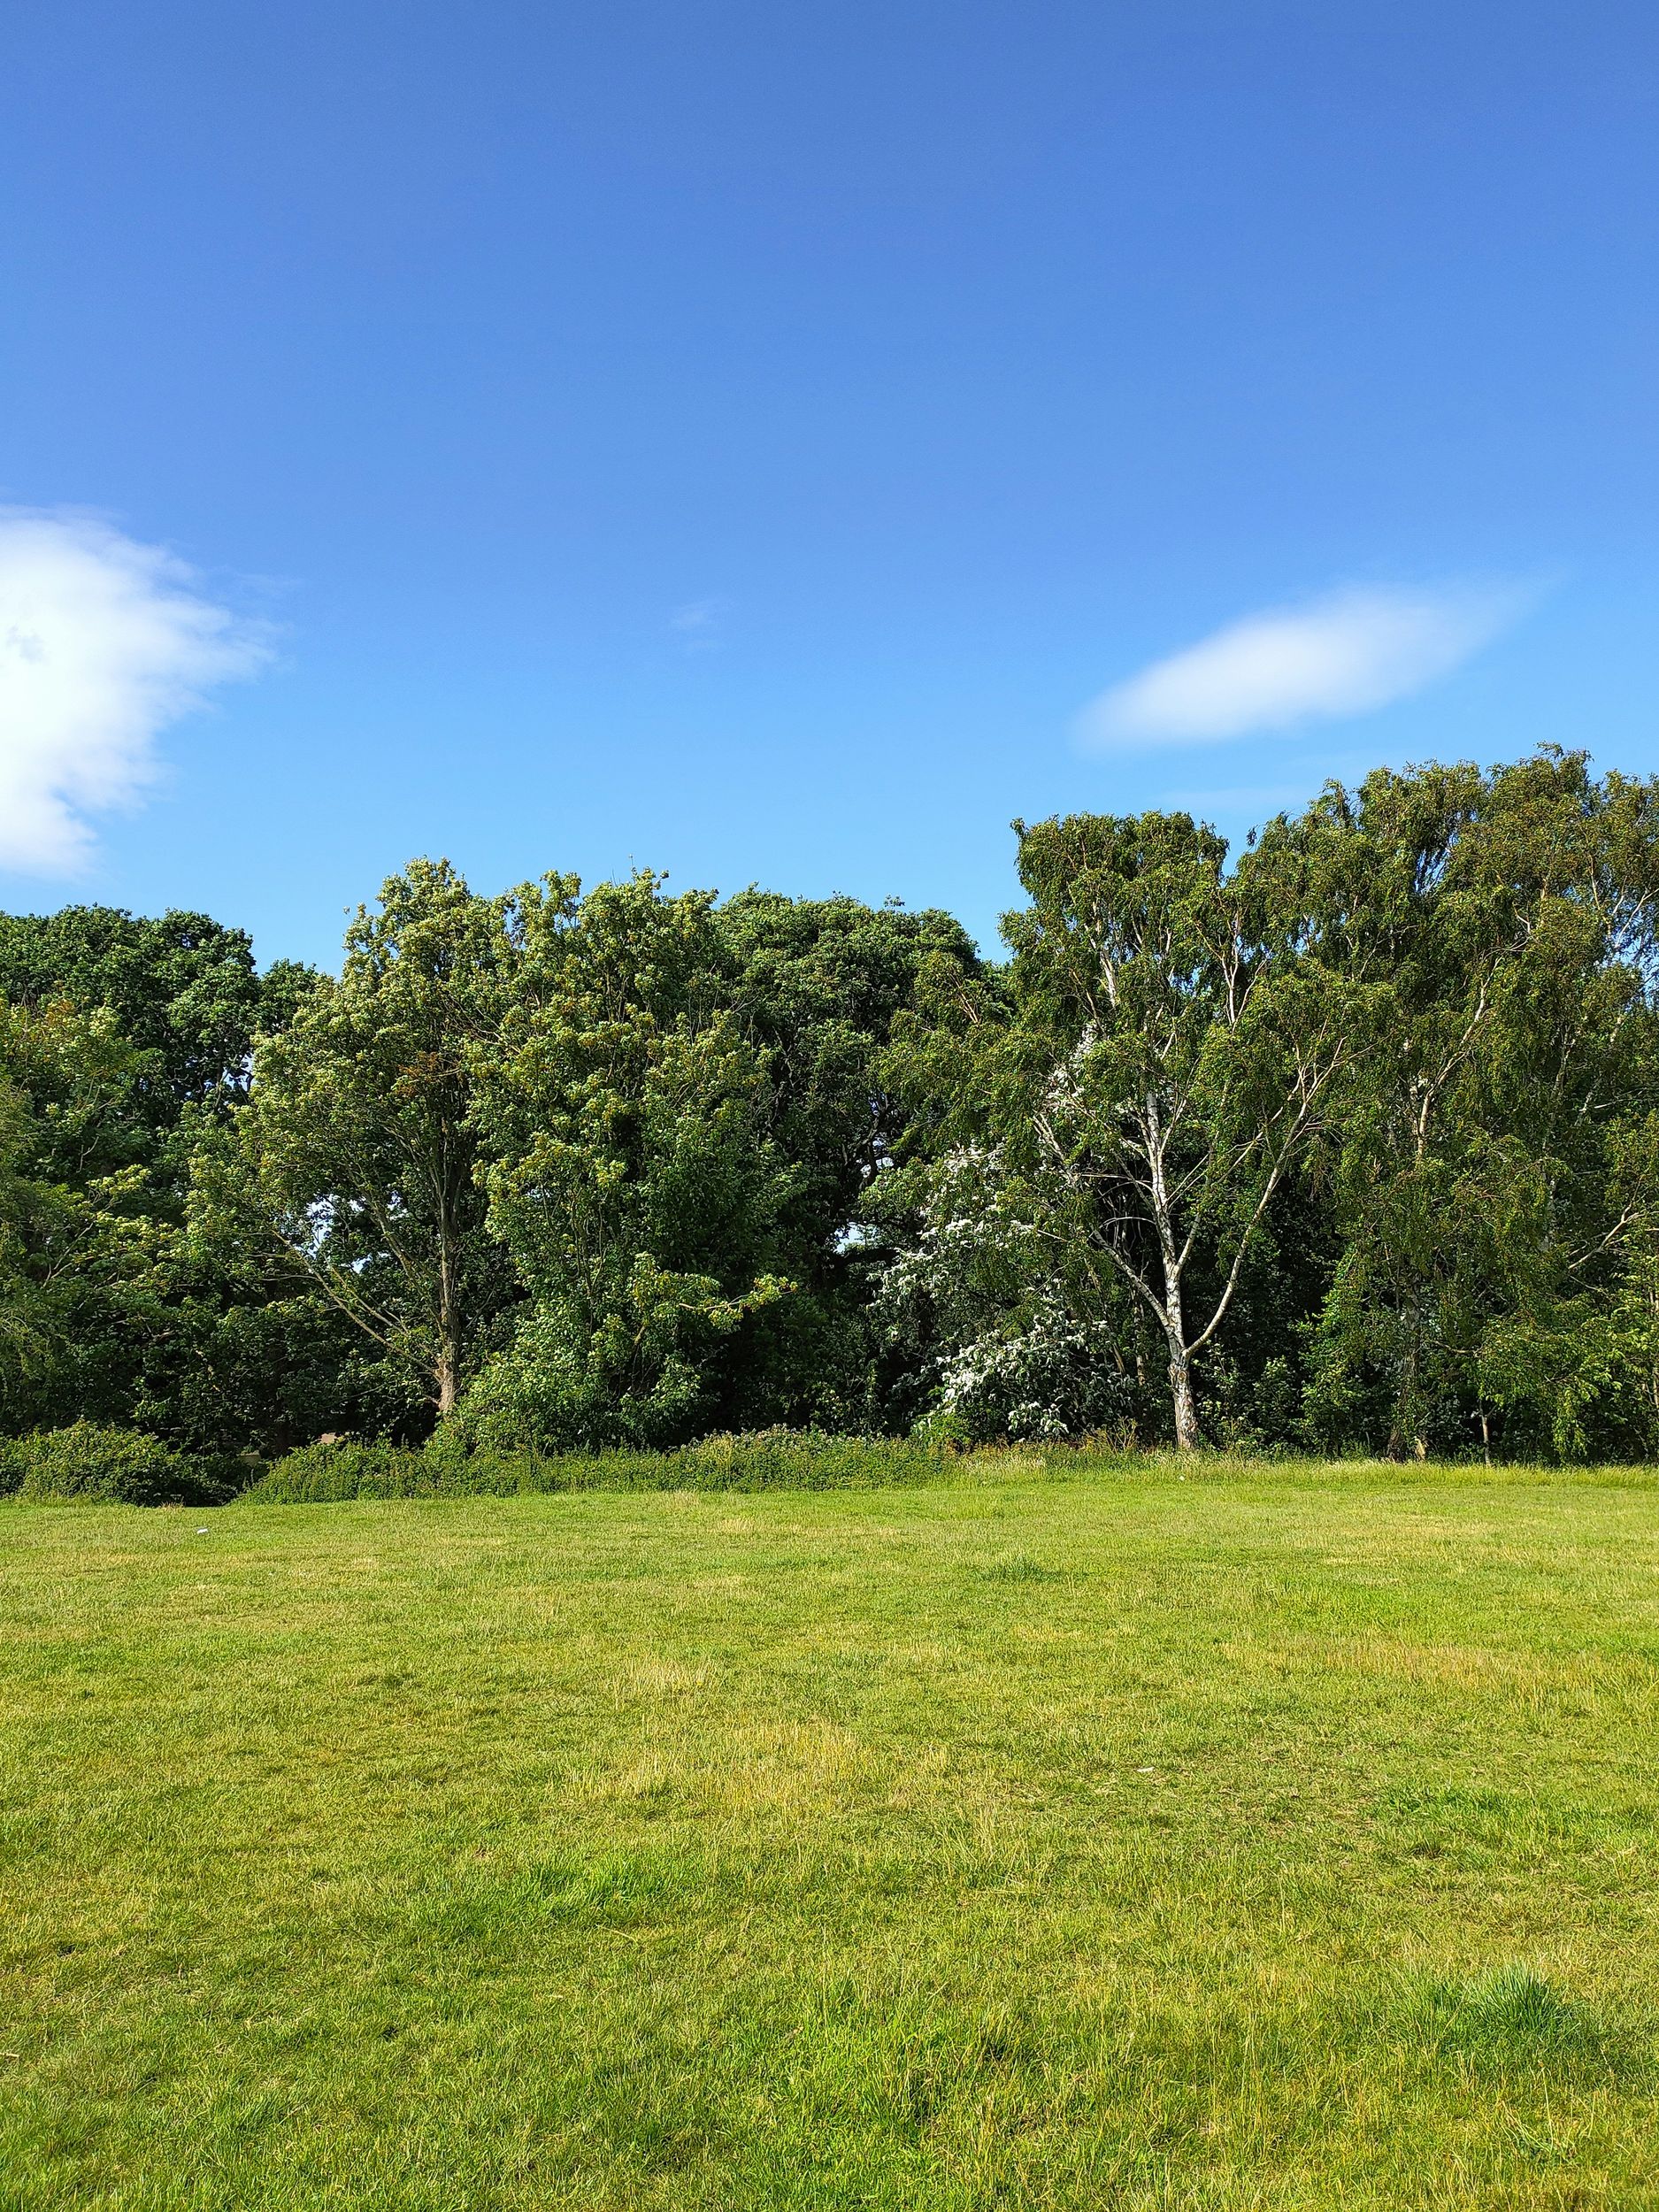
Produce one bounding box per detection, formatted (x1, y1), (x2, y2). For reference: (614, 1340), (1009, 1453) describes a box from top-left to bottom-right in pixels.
(1402, 1964), (1609, 2070)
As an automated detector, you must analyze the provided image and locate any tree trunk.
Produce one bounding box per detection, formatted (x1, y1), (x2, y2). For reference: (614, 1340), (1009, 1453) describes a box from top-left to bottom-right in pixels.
(434, 1210), (461, 1419)
(1160, 1248), (1199, 1448)
(1144, 1098), (1200, 1450)
(1168, 1342), (1200, 1451)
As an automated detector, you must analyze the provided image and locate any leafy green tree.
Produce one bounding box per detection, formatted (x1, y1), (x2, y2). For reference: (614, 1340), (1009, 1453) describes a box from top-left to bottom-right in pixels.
(467, 872), (795, 1448)
(719, 891), (979, 1428)
(0, 1061), (44, 1381)
(0, 905), (329, 1448)
(0, 996), (180, 1429)
(0, 905), (310, 1147)
(1585, 1111), (1659, 1454)
(196, 861), (518, 1423)
(1301, 751), (1659, 1458)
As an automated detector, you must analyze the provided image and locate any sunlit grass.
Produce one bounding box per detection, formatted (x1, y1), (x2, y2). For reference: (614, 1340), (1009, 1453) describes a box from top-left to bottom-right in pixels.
(3, 1458), (1657, 2207)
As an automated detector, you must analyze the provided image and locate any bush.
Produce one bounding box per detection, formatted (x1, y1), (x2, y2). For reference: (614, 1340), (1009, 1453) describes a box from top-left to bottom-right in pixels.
(242, 1428), (954, 1504)
(242, 1438), (412, 1502)
(5, 1421), (224, 1506)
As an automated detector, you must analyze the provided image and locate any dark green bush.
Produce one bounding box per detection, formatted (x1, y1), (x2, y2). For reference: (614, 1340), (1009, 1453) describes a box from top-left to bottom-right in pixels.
(242, 1428), (953, 1503)
(6, 1421), (224, 1506)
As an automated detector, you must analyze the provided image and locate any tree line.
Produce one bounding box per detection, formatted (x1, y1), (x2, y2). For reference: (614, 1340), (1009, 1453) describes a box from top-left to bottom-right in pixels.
(4, 747), (1659, 1464)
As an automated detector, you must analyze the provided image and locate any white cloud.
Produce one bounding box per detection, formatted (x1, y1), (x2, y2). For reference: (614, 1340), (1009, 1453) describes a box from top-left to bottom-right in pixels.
(0, 510), (272, 874)
(1079, 582), (1530, 751)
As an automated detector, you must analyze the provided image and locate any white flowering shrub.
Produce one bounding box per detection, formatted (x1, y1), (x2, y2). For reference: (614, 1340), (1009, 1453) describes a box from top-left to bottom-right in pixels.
(877, 1144), (1148, 1442)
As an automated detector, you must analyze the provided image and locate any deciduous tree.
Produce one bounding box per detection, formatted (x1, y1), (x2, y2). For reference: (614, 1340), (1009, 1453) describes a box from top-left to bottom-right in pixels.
(196, 860), (518, 1422)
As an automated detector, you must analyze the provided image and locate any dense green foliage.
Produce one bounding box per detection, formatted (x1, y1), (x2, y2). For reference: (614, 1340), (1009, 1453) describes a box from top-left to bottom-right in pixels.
(4, 1464), (1657, 2205)
(0, 1419), (225, 1505)
(6, 747), (1659, 1464)
(242, 1428), (952, 1502)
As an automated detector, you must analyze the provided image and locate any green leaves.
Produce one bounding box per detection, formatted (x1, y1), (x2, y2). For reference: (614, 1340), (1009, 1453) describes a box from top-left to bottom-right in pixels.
(1305, 751), (1659, 1458)
(895, 807), (1356, 1448)
(198, 859), (518, 1418)
(10, 749), (1659, 1466)
(468, 873), (798, 1447)
(881, 755), (1659, 1459)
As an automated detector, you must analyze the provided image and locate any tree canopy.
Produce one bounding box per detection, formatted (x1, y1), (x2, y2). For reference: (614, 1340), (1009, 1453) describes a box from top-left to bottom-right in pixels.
(6, 748), (1659, 1463)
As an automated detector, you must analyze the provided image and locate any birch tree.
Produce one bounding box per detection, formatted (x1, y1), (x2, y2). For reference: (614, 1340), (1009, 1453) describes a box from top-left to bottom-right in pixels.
(918, 810), (1361, 1449)
(1304, 751), (1659, 1457)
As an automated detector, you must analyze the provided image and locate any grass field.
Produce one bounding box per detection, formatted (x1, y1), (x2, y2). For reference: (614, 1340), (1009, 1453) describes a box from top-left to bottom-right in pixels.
(3, 1459), (1658, 2209)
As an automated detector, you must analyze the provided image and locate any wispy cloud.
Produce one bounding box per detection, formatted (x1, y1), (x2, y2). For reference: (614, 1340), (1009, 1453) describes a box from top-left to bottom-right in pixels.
(0, 510), (272, 874)
(1079, 582), (1532, 751)
(670, 596), (729, 650)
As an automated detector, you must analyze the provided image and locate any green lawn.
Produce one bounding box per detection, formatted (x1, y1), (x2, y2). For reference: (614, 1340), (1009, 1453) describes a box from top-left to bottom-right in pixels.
(3, 1462), (1658, 2209)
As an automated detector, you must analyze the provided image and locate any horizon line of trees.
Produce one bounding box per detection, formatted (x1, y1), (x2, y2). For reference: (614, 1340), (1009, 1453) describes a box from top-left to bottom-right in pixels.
(5, 744), (1659, 1464)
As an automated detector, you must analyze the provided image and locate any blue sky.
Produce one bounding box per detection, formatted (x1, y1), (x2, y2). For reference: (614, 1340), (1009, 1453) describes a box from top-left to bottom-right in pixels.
(2, 1), (1655, 965)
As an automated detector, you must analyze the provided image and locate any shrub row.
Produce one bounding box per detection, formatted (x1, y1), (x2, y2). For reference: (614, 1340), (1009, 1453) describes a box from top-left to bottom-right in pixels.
(0, 1423), (1012, 1509)
(0, 1421), (236, 1506)
(240, 1428), (955, 1503)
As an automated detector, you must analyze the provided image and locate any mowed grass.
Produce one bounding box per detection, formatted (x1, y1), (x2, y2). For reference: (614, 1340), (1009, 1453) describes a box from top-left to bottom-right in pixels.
(3, 1462), (1659, 2209)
